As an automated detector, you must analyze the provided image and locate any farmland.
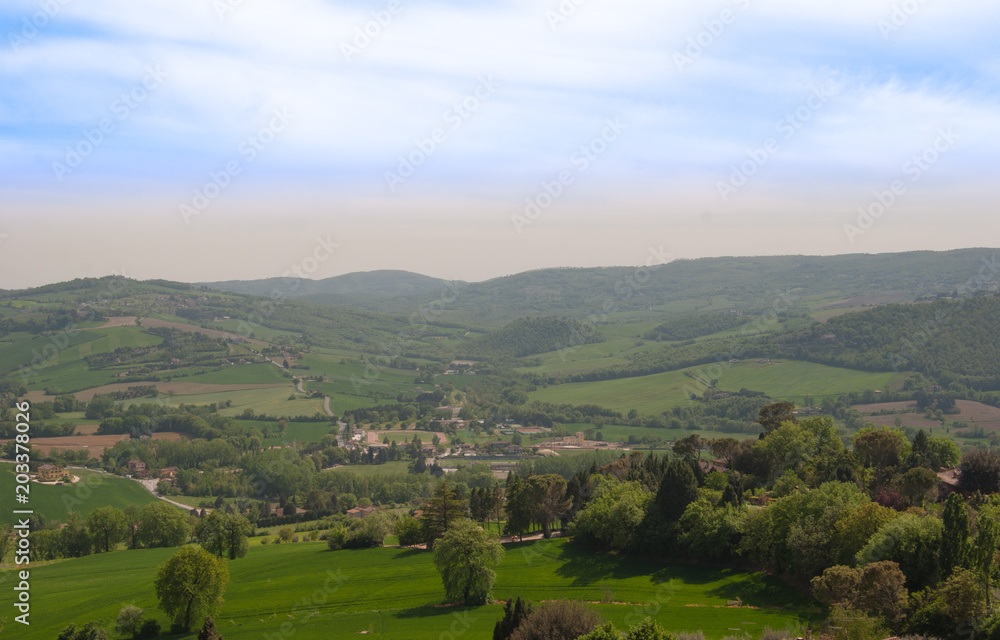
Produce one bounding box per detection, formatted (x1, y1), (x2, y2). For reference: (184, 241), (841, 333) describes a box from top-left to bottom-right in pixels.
(0, 465), (163, 522)
(530, 360), (908, 415)
(4, 538), (816, 640)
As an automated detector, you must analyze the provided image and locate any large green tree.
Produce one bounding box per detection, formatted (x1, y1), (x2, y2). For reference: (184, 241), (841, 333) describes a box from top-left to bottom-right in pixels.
(87, 506), (128, 553)
(422, 479), (468, 547)
(655, 460), (697, 521)
(154, 546), (229, 632)
(433, 519), (504, 606)
(940, 492), (971, 578)
(525, 474), (572, 539)
(140, 502), (191, 548)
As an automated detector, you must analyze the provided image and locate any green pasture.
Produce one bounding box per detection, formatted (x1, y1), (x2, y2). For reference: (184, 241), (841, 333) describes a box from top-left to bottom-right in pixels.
(6, 537), (816, 640)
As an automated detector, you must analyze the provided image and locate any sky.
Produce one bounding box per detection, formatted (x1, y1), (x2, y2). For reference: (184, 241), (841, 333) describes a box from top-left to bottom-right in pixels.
(1, 0), (998, 289)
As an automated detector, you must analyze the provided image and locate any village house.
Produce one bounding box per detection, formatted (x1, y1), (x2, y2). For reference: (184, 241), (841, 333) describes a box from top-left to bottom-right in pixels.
(36, 463), (64, 481)
(127, 459), (148, 479)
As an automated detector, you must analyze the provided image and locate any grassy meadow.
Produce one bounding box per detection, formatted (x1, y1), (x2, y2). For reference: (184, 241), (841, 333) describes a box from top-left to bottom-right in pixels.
(0, 466), (163, 523)
(3, 538), (817, 640)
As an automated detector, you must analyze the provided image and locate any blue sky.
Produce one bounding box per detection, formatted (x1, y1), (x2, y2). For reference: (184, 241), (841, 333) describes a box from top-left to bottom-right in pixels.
(1, 0), (998, 288)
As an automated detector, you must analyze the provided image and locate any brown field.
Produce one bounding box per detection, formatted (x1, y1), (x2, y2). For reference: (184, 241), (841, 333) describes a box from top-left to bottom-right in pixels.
(2, 431), (185, 456)
(103, 316), (271, 347)
(25, 381), (288, 403)
(853, 399), (1000, 431)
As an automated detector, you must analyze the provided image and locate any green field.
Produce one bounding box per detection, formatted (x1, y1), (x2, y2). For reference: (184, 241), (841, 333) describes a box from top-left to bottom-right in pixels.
(184, 363), (291, 385)
(4, 537), (816, 640)
(530, 360), (907, 415)
(0, 466), (163, 523)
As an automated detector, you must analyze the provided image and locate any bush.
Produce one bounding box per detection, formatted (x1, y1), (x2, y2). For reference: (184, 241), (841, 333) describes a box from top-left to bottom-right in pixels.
(309, 530), (320, 541)
(509, 600), (603, 640)
(327, 526), (348, 550)
(277, 527), (293, 542)
(136, 619), (160, 639)
(115, 604), (144, 638)
(291, 534), (300, 543)
(394, 514), (424, 547)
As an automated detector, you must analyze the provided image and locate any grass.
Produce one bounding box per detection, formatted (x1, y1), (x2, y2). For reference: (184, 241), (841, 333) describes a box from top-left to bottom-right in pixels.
(5, 538), (816, 640)
(184, 363), (291, 385)
(0, 466), (162, 523)
(530, 360), (907, 416)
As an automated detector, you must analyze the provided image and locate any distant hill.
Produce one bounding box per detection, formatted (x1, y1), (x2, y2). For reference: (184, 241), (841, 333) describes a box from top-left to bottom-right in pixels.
(199, 249), (999, 325)
(200, 270), (452, 301)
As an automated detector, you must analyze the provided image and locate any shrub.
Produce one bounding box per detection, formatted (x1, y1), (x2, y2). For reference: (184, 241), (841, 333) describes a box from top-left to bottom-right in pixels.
(277, 527), (294, 542)
(327, 526), (348, 550)
(509, 600), (603, 640)
(136, 619), (161, 639)
(115, 605), (144, 638)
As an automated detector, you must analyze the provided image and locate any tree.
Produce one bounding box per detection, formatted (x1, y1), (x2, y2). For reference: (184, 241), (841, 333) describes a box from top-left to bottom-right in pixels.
(970, 509), (1000, 611)
(855, 561), (908, 623)
(154, 546), (229, 632)
(198, 616), (224, 640)
(757, 401), (797, 434)
(672, 434), (707, 461)
(655, 460), (697, 521)
(140, 502), (191, 548)
(62, 511), (92, 558)
(394, 514), (423, 547)
(223, 513), (253, 560)
(422, 479), (468, 547)
(894, 467), (938, 506)
(960, 449), (1000, 494)
(858, 512), (943, 591)
(115, 604), (145, 639)
(433, 519), (505, 606)
(509, 600), (603, 640)
(940, 492), (971, 578)
(852, 427), (909, 489)
(505, 474), (532, 540)
(195, 511), (228, 558)
(494, 597), (534, 640)
(525, 474), (571, 538)
(124, 504), (142, 549)
(710, 437), (740, 467)
(571, 480), (651, 552)
(87, 506), (128, 554)
(0, 523), (12, 564)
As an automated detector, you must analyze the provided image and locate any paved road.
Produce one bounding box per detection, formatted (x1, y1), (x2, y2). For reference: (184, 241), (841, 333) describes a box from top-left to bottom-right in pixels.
(297, 379), (305, 393)
(134, 477), (211, 512)
(336, 420), (346, 447)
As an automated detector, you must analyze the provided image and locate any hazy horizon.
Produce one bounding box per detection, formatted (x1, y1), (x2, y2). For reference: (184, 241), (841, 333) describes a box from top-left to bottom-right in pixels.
(2, 0), (998, 289)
